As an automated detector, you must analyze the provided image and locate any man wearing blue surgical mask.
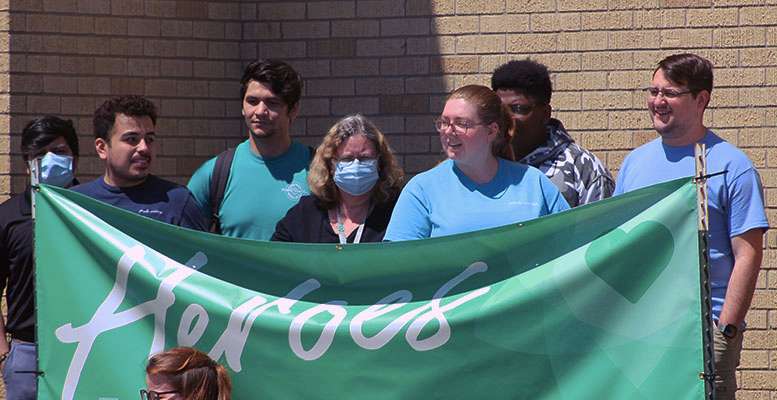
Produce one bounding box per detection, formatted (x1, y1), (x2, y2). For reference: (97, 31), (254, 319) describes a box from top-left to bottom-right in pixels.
(0, 116), (79, 399)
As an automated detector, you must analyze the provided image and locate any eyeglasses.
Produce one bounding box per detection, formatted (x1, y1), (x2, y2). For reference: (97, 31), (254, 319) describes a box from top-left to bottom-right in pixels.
(644, 87), (692, 99)
(140, 389), (178, 400)
(434, 118), (486, 134)
(336, 156), (377, 163)
(508, 104), (536, 115)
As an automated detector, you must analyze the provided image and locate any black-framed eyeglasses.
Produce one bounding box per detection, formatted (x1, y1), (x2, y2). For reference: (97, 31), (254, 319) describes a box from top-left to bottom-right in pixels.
(434, 117), (486, 134)
(644, 87), (692, 99)
(508, 104), (537, 115)
(140, 389), (179, 400)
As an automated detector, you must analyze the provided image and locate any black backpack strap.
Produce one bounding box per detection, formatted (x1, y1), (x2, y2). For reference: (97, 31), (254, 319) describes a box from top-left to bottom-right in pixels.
(208, 144), (311, 234)
(307, 145), (315, 163)
(208, 147), (236, 234)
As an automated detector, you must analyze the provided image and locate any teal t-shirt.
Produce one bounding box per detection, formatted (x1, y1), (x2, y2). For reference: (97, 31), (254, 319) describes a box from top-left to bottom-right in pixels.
(187, 140), (311, 240)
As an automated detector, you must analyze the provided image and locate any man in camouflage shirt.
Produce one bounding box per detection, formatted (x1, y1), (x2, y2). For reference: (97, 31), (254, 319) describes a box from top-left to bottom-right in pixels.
(492, 59), (614, 207)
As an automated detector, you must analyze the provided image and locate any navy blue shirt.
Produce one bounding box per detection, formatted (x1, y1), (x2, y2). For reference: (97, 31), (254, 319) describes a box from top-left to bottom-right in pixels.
(72, 175), (208, 231)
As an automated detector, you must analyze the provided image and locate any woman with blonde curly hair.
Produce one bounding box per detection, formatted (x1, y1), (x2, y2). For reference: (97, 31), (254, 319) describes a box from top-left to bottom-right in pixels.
(385, 85), (569, 240)
(142, 347), (231, 400)
(271, 114), (403, 243)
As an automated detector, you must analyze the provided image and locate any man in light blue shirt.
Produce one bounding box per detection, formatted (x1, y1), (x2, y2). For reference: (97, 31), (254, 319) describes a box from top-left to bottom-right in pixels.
(615, 53), (768, 400)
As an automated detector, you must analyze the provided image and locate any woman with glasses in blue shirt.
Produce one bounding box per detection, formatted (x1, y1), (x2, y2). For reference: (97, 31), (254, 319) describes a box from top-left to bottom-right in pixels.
(384, 85), (569, 241)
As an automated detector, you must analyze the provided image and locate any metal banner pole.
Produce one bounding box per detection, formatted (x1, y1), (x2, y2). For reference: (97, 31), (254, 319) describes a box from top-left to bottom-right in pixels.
(27, 157), (46, 379)
(28, 158), (41, 220)
(694, 143), (714, 400)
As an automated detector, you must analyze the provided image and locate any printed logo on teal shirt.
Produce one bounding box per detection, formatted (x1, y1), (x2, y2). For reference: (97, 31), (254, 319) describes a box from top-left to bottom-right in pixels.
(282, 183), (307, 200)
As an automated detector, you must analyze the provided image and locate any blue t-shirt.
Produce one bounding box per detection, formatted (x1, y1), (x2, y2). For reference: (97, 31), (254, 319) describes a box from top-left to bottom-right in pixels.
(615, 131), (769, 319)
(71, 175), (208, 231)
(384, 158), (570, 241)
(187, 140), (310, 241)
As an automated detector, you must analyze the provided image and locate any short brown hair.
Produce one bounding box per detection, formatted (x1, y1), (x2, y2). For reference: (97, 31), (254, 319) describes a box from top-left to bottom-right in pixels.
(308, 114), (404, 209)
(655, 53), (713, 96)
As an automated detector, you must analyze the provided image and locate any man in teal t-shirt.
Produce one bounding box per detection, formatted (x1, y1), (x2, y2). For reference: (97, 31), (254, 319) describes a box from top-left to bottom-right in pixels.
(188, 59), (311, 240)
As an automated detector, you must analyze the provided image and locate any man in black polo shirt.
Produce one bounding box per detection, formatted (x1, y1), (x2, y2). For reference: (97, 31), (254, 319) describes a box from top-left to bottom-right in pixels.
(0, 116), (80, 400)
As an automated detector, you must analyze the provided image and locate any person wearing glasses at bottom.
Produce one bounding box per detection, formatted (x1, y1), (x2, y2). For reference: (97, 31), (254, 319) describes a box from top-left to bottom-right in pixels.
(491, 59), (614, 207)
(142, 347), (231, 400)
(384, 85), (570, 241)
(272, 114), (404, 243)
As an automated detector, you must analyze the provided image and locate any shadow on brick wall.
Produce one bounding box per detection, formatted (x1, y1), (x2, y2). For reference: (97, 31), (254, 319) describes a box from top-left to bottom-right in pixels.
(254, 0), (449, 175)
(6, 1), (249, 192)
(5, 1), (462, 193)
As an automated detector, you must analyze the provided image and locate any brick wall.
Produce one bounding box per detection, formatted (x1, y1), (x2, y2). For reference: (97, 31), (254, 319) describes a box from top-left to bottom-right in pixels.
(2, 0), (246, 196)
(0, 5), (8, 399)
(244, 1), (454, 173)
(1, 0), (775, 398)
(0, 2), (10, 208)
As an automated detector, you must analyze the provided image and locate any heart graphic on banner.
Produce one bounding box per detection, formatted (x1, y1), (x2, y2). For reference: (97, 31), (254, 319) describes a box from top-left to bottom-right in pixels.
(584, 222), (674, 304)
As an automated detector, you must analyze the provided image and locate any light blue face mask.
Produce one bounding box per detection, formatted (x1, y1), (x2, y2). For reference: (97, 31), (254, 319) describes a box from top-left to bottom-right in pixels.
(334, 159), (379, 196)
(39, 152), (74, 187)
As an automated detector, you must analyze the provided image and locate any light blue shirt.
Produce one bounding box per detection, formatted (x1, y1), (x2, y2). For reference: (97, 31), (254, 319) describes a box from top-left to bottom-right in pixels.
(385, 158), (570, 241)
(615, 131), (769, 319)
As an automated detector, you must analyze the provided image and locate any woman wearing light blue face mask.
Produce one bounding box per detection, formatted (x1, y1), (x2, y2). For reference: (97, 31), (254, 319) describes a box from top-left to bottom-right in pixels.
(271, 114), (404, 244)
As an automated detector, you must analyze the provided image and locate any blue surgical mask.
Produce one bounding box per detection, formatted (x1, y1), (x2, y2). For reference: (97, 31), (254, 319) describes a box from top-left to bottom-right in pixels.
(40, 152), (74, 187)
(334, 159), (379, 196)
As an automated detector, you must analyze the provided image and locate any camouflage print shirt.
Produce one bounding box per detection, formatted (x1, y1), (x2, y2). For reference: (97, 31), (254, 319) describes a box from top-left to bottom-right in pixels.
(519, 118), (615, 207)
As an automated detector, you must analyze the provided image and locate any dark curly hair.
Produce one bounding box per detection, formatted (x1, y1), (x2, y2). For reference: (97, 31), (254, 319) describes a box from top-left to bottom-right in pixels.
(93, 95), (157, 140)
(491, 59), (552, 105)
(21, 116), (79, 161)
(240, 59), (303, 110)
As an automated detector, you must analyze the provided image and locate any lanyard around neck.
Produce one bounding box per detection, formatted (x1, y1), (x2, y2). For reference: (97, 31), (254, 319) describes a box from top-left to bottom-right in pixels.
(336, 209), (365, 244)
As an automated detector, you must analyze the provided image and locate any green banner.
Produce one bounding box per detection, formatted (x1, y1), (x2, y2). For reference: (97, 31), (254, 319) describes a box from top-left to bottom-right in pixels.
(35, 178), (705, 399)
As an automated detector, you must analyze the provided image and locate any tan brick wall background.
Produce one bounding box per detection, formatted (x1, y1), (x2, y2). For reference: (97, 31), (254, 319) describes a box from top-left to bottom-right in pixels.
(3, 0), (247, 196)
(0, 0), (775, 398)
